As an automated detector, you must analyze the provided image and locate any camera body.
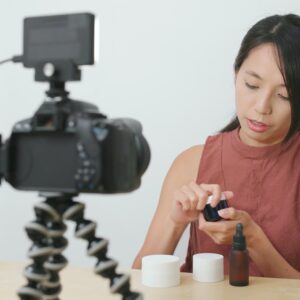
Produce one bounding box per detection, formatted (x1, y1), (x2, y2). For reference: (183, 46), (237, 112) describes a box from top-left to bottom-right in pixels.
(0, 99), (149, 194)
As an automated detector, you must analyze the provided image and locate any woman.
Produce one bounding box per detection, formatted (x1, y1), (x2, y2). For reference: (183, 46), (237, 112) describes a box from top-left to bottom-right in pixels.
(132, 14), (300, 278)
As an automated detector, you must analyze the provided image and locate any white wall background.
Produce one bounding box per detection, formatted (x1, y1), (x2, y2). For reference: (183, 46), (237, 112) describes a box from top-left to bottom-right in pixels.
(0, 0), (299, 270)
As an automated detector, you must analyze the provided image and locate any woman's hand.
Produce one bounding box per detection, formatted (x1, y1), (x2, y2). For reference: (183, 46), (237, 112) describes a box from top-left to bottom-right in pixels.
(169, 181), (234, 226)
(198, 207), (257, 245)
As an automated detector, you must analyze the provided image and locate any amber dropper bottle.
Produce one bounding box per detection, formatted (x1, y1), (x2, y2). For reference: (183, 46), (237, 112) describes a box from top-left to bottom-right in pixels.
(229, 223), (249, 286)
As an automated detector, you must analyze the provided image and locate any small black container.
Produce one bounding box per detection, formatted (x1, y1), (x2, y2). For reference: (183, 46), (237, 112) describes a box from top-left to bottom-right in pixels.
(203, 195), (229, 222)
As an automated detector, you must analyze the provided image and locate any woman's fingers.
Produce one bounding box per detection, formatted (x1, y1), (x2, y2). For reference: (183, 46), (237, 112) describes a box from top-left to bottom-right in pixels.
(223, 191), (234, 200)
(174, 190), (190, 210)
(218, 207), (250, 221)
(172, 182), (234, 227)
(181, 182), (210, 211)
(198, 183), (222, 207)
(177, 182), (232, 211)
(198, 207), (254, 246)
(181, 185), (198, 210)
(188, 181), (210, 210)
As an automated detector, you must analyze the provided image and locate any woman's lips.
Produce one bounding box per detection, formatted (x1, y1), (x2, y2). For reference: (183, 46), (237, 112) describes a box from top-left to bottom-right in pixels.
(247, 119), (269, 133)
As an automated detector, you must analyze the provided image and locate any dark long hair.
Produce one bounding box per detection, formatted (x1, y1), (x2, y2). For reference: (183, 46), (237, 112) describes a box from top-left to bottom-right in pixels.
(220, 14), (300, 141)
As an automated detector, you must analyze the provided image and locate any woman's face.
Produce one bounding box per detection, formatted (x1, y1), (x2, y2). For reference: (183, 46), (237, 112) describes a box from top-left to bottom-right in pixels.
(235, 43), (291, 147)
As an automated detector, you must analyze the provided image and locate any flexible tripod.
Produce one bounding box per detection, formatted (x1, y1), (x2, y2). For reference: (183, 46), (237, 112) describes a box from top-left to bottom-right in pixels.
(17, 193), (143, 300)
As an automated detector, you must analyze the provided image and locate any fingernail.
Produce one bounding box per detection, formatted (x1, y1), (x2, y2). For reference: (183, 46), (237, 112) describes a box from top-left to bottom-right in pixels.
(207, 195), (218, 208)
(218, 209), (227, 217)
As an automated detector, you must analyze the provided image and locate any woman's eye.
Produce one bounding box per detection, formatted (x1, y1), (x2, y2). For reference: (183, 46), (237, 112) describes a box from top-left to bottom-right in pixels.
(278, 94), (289, 101)
(245, 82), (258, 89)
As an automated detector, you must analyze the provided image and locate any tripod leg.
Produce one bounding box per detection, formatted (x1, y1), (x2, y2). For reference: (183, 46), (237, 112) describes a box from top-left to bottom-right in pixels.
(18, 199), (69, 300)
(18, 203), (54, 300)
(37, 199), (69, 300)
(63, 200), (143, 300)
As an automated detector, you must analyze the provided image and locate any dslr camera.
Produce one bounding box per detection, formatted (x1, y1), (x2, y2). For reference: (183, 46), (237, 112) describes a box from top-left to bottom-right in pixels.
(0, 13), (150, 194)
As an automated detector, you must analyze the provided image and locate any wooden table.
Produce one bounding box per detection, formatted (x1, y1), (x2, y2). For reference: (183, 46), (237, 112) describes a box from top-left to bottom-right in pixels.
(1, 262), (299, 299)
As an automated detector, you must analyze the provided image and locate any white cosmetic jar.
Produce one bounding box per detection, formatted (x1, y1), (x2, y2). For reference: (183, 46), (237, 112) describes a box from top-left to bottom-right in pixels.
(141, 255), (180, 288)
(193, 253), (224, 283)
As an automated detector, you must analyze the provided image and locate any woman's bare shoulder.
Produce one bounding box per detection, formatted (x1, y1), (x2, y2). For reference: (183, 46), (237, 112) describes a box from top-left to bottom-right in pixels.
(166, 145), (204, 184)
(175, 145), (204, 162)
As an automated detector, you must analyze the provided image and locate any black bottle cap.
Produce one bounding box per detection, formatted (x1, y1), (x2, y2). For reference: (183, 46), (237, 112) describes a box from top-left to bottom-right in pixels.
(232, 223), (246, 250)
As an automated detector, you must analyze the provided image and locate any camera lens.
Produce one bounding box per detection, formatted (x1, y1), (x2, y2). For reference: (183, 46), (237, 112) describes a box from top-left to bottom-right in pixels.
(117, 118), (151, 176)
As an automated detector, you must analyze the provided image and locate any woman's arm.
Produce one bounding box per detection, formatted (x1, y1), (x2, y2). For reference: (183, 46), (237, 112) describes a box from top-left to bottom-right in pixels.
(132, 145), (204, 269)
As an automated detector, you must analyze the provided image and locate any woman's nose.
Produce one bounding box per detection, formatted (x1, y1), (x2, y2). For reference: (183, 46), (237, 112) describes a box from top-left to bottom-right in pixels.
(254, 92), (272, 115)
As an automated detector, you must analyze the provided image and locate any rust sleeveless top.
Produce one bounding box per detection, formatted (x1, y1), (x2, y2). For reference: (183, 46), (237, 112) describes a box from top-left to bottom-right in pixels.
(181, 128), (300, 276)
